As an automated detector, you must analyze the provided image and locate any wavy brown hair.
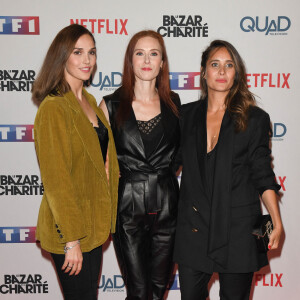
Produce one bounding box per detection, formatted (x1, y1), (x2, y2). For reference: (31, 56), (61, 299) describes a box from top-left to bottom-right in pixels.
(200, 40), (256, 132)
(115, 30), (178, 127)
(32, 24), (95, 104)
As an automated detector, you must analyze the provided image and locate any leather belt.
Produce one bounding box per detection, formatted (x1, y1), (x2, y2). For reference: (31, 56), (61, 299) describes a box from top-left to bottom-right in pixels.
(122, 168), (172, 213)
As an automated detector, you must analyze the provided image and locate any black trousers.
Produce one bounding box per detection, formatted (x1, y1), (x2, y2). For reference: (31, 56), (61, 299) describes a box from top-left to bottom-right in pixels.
(51, 246), (102, 300)
(178, 264), (253, 300)
(113, 211), (176, 300)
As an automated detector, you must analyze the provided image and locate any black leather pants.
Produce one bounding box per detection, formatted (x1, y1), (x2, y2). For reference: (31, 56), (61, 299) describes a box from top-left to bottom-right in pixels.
(112, 181), (177, 300)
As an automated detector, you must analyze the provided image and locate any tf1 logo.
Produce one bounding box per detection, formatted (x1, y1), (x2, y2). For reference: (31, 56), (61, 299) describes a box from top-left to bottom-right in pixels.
(0, 125), (34, 142)
(0, 227), (36, 243)
(169, 72), (201, 90)
(0, 16), (39, 35)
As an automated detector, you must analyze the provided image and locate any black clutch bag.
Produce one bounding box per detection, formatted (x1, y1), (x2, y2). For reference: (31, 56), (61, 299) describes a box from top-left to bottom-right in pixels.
(252, 214), (273, 253)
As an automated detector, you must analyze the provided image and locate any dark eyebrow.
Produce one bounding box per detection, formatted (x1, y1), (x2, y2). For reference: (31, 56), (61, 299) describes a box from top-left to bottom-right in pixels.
(73, 47), (96, 50)
(134, 48), (161, 52)
(210, 59), (233, 62)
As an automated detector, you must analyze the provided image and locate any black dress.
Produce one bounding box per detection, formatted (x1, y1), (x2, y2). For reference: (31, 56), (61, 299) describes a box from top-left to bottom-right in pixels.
(103, 88), (180, 300)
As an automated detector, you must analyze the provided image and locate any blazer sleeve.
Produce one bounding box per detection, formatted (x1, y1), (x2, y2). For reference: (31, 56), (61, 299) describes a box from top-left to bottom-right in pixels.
(247, 108), (281, 194)
(34, 100), (87, 243)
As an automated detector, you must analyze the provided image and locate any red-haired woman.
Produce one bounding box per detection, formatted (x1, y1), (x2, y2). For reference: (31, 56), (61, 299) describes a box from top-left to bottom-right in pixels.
(100, 30), (180, 300)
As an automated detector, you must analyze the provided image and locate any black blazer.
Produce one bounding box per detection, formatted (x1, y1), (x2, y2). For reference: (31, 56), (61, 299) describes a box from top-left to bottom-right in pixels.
(103, 88), (181, 216)
(174, 99), (280, 273)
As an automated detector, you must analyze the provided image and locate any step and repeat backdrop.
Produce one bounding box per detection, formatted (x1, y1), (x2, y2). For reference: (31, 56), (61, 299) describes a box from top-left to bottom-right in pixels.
(0, 0), (299, 299)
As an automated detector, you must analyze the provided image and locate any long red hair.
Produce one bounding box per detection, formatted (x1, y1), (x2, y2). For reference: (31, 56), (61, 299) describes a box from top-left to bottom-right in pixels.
(116, 30), (178, 127)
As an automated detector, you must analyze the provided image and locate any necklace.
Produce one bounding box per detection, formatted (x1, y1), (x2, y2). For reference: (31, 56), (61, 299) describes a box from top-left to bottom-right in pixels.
(208, 132), (219, 152)
(207, 105), (225, 152)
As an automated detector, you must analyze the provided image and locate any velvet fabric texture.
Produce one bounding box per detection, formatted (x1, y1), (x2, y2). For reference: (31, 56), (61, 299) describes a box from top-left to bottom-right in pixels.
(34, 89), (119, 254)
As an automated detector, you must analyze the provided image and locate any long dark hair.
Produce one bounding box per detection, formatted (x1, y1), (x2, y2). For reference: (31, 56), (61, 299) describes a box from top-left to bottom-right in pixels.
(200, 40), (256, 132)
(32, 24), (95, 104)
(115, 30), (178, 127)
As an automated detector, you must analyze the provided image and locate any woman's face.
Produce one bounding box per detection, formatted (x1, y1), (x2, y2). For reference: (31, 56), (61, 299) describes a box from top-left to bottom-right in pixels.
(64, 34), (96, 86)
(132, 36), (163, 83)
(204, 47), (235, 95)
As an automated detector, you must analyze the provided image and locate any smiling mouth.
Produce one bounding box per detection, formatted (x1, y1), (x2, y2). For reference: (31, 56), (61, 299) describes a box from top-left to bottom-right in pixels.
(80, 67), (91, 72)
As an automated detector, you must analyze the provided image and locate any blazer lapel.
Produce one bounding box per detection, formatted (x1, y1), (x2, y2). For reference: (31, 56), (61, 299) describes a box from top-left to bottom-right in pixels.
(160, 100), (174, 140)
(208, 110), (235, 268)
(149, 100), (173, 157)
(122, 108), (146, 158)
(196, 99), (210, 199)
(64, 90), (106, 180)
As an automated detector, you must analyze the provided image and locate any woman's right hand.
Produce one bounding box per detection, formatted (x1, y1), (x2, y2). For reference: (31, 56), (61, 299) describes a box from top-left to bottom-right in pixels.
(62, 240), (83, 276)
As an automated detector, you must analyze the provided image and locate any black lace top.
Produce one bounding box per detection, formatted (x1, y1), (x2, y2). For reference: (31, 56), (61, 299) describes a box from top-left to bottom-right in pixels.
(137, 114), (163, 158)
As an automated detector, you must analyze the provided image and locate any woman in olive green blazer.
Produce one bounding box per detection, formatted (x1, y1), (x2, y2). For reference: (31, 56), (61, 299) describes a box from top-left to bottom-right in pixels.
(32, 24), (119, 300)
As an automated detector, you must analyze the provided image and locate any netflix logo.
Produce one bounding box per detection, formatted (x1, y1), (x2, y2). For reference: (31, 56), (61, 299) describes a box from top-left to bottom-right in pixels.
(275, 176), (286, 191)
(70, 18), (128, 35)
(255, 273), (283, 287)
(246, 73), (290, 89)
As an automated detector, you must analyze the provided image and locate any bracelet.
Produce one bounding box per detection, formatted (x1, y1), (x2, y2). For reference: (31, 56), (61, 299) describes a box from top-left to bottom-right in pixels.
(64, 240), (80, 253)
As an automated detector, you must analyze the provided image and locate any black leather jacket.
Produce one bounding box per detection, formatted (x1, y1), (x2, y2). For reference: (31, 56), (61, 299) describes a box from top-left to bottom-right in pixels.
(103, 88), (181, 215)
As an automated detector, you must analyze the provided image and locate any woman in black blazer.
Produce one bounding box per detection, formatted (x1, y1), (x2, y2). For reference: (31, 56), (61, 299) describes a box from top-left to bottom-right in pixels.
(100, 30), (180, 300)
(174, 40), (283, 300)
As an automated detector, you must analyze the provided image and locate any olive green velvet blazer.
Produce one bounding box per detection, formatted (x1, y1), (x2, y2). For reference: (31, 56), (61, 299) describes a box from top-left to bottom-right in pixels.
(34, 89), (119, 254)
